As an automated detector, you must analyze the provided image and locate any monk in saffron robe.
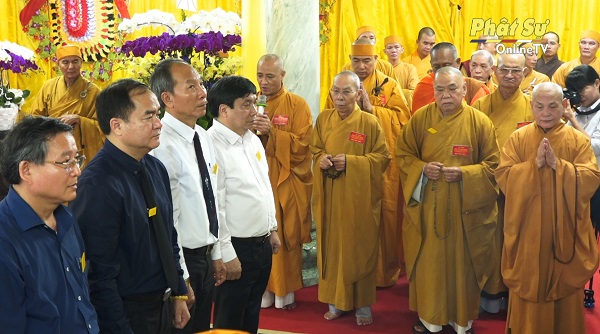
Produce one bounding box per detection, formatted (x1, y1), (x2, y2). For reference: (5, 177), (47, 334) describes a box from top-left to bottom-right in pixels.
(403, 27), (436, 79)
(469, 50), (497, 94)
(496, 82), (600, 334)
(552, 30), (600, 88)
(473, 53), (533, 314)
(412, 42), (490, 113)
(397, 67), (499, 334)
(26, 45), (103, 165)
(341, 26), (395, 78)
(312, 71), (390, 326)
(519, 43), (550, 95)
(255, 54), (313, 310)
(384, 34), (419, 109)
(329, 39), (411, 287)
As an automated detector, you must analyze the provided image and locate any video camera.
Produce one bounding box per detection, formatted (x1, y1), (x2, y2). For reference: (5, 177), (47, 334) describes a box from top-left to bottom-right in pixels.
(563, 88), (582, 106)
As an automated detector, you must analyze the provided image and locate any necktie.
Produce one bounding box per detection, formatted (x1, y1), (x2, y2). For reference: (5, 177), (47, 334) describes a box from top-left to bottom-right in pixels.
(193, 132), (219, 238)
(138, 163), (180, 294)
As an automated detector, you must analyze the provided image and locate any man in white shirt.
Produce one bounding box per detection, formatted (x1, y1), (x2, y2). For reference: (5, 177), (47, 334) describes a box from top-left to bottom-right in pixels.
(206, 75), (281, 334)
(150, 59), (226, 333)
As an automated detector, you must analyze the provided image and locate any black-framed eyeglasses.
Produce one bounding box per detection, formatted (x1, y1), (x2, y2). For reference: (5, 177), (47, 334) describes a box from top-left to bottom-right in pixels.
(45, 155), (86, 173)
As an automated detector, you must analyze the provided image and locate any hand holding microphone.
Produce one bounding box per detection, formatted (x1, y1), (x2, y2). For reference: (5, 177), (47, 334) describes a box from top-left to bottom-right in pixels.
(255, 95), (270, 135)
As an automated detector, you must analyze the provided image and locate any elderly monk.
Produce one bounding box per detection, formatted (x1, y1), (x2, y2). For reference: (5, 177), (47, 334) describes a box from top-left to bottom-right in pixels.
(472, 52), (533, 314)
(461, 34), (499, 77)
(330, 38), (411, 287)
(384, 34), (419, 107)
(403, 27), (436, 79)
(397, 67), (499, 334)
(341, 26), (395, 78)
(255, 54), (313, 310)
(519, 43), (550, 95)
(412, 42), (491, 113)
(311, 70), (390, 326)
(27, 45), (103, 165)
(552, 30), (600, 87)
(496, 82), (600, 334)
(469, 50), (497, 93)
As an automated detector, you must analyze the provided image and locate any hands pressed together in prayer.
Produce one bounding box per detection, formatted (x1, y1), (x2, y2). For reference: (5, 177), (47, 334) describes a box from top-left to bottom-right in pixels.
(319, 154), (346, 171)
(536, 138), (557, 170)
(357, 84), (373, 113)
(424, 161), (463, 182)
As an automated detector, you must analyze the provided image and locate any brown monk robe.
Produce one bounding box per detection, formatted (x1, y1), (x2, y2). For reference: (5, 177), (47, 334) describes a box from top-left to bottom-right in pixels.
(496, 82), (600, 334)
(312, 71), (390, 326)
(26, 45), (103, 165)
(472, 52), (533, 313)
(256, 54), (313, 310)
(330, 41), (411, 288)
(397, 67), (499, 334)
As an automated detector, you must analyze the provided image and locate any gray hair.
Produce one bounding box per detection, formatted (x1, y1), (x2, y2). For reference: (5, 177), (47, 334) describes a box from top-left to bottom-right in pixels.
(532, 82), (563, 101)
(334, 70), (361, 90)
(0, 116), (73, 184)
(471, 50), (494, 66)
(150, 58), (195, 109)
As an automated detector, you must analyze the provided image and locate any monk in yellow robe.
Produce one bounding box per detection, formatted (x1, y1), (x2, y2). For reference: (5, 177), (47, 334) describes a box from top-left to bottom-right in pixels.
(255, 55), (313, 310)
(397, 67), (499, 334)
(469, 50), (497, 94)
(403, 27), (436, 79)
(519, 43), (550, 95)
(412, 43), (490, 113)
(383, 35), (419, 109)
(341, 26), (395, 78)
(496, 82), (600, 334)
(472, 53), (533, 314)
(312, 71), (390, 326)
(26, 45), (103, 165)
(552, 30), (600, 87)
(329, 40), (411, 288)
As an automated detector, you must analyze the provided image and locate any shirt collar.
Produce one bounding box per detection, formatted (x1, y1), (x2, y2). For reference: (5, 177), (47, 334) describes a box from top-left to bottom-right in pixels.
(103, 139), (145, 173)
(578, 98), (600, 112)
(6, 187), (72, 233)
(162, 112), (197, 144)
(212, 119), (253, 145)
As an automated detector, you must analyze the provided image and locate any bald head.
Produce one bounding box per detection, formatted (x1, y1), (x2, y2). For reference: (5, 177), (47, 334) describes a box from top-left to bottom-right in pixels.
(495, 53), (525, 92)
(258, 54), (284, 71)
(416, 27), (436, 59)
(434, 67), (466, 115)
(418, 27), (435, 40)
(354, 36), (375, 46)
(257, 54), (286, 96)
(531, 82), (565, 131)
(497, 53), (525, 68)
(334, 70), (361, 91)
(532, 82), (563, 102)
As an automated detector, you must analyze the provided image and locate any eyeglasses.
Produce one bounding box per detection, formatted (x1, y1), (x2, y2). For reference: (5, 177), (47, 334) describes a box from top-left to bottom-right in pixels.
(497, 67), (523, 76)
(46, 156), (86, 173)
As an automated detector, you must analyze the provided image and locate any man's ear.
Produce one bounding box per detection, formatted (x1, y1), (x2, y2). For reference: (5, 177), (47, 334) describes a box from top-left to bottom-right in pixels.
(110, 118), (123, 136)
(161, 92), (174, 109)
(18, 160), (32, 184)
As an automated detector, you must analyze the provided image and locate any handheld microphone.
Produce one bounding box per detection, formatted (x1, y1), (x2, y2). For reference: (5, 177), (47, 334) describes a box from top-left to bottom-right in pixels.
(256, 95), (267, 135)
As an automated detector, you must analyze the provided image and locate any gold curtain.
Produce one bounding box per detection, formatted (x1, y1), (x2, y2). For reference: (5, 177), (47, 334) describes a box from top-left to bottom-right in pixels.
(319, 0), (600, 110)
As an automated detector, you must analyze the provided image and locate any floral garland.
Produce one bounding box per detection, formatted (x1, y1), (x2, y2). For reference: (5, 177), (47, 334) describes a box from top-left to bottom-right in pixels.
(21, 0), (125, 81)
(319, 0), (336, 45)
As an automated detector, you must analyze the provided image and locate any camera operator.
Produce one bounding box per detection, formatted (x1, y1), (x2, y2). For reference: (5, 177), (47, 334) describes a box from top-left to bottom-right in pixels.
(563, 64), (600, 229)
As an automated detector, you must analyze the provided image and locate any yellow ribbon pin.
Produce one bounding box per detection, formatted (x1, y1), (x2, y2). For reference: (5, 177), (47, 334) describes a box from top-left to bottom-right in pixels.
(213, 163), (218, 174)
(81, 252), (86, 272)
(148, 207), (157, 217)
(256, 150), (261, 161)
(427, 127), (438, 134)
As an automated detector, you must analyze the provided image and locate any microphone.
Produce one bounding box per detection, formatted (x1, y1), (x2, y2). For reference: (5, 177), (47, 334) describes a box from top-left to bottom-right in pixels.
(256, 95), (267, 135)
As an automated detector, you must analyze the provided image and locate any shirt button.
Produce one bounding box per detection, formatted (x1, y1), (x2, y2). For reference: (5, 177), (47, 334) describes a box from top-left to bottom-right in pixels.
(66, 267), (70, 272)
(88, 324), (92, 329)
(78, 296), (82, 301)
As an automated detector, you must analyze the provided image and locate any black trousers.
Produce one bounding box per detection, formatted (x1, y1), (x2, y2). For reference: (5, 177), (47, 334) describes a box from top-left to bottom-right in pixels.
(213, 238), (273, 334)
(173, 247), (215, 334)
(122, 298), (172, 334)
(591, 187), (600, 230)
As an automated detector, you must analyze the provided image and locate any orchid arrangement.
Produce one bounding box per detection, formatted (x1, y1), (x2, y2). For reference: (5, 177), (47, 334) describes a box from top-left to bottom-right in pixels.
(117, 8), (242, 87)
(0, 41), (37, 109)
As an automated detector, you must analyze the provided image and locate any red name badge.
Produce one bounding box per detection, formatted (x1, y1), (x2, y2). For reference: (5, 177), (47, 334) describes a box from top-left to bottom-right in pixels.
(517, 121), (532, 129)
(273, 115), (289, 126)
(379, 94), (387, 105)
(349, 131), (366, 144)
(452, 145), (470, 156)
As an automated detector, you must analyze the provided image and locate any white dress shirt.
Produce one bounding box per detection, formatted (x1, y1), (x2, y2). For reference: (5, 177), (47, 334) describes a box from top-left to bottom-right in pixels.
(208, 120), (278, 263)
(153, 112), (220, 279)
(570, 98), (600, 165)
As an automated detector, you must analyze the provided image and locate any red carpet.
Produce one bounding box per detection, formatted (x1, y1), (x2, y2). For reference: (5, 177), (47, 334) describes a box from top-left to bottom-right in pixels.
(259, 271), (600, 334)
